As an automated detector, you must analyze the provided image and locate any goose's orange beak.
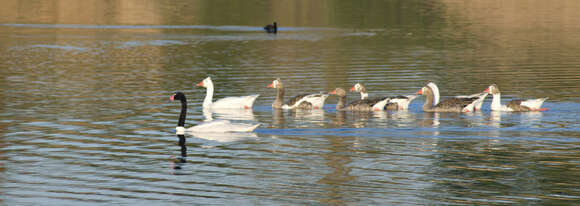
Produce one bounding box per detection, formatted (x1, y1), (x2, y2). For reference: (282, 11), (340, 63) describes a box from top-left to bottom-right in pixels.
(196, 81), (204, 87)
(330, 89), (337, 95)
(484, 88), (490, 93)
(170, 94), (175, 101)
(267, 83), (274, 88)
(416, 89), (423, 95)
(349, 86), (356, 92)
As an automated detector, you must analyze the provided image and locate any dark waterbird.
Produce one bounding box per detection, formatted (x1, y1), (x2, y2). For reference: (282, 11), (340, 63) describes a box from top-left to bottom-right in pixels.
(264, 22), (277, 33)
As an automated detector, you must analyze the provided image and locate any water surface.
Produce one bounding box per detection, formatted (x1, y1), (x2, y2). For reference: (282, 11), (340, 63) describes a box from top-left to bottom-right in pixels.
(1, 0), (579, 205)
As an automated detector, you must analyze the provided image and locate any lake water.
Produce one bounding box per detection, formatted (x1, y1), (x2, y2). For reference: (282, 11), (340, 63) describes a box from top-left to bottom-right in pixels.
(1, 0), (579, 205)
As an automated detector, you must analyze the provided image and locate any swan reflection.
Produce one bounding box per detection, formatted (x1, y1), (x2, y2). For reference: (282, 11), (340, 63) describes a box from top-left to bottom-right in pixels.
(170, 134), (187, 175)
(203, 108), (256, 121)
(187, 131), (258, 143)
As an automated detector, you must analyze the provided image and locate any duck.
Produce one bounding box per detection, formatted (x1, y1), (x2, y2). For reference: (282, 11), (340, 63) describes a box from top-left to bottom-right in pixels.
(484, 84), (548, 112)
(416, 82), (479, 112)
(264, 22), (277, 33)
(268, 78), (329, 109)
(196, 77), (259, 109)
(330, 88), (390, 111)
(170, 92), (260, 133)
(350, 83), (417, 110)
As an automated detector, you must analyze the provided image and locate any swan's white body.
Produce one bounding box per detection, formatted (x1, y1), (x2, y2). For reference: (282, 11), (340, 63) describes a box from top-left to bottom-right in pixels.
(455, 92), (488, 111)
(197, 77), (259, 109)
(176, 120), (260, 133)
(485, 84), (548, 112)
(171, 92), (260, 134)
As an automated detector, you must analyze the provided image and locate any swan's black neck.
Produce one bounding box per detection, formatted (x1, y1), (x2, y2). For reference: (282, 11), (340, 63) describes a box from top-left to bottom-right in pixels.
(177, 97), (187, 127)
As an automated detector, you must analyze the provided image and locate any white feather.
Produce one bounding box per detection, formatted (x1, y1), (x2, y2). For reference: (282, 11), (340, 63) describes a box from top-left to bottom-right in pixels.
(427, 82), (440, 105)
(520, 97), (548, 110)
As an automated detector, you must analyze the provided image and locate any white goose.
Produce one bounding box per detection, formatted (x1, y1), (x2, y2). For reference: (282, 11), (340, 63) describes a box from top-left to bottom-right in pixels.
(350, 83), (417, 110)
(196, 77), (259, 109)
(268, 78), (329, 109)
(484, 84), (548, 112)
(171, 92), (260, 133)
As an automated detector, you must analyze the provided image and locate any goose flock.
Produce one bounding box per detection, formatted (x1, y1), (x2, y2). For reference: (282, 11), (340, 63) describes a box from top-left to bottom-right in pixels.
(170, 77), (549, 133)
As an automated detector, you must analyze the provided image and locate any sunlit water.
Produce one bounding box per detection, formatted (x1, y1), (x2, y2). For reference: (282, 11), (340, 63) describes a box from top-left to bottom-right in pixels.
(1, 0), (580, 205)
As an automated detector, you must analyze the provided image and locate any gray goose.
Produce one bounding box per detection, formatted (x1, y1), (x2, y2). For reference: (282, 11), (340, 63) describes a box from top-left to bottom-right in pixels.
(485, 84), (548, 112)
(416, 82), (479, 113)
(351, 83), (418, 110)
(330, 88), (389, 111)
(268, 78), (329, 110)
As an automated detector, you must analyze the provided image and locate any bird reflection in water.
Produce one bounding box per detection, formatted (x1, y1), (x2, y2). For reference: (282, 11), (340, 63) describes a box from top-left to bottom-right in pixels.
(270, 109), (286, 128)
(292, 109), (325, 127)
(170, 134), (187, 175)
(203, 108), (256, 121)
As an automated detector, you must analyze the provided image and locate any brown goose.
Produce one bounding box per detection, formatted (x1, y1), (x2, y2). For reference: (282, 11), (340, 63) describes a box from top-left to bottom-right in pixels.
(484, 84), (548, 112)
(268, 78), (329, 109)
(350, 83), (417, 110)
(416, 82), (479, 112)
(330, 88), (389, 111)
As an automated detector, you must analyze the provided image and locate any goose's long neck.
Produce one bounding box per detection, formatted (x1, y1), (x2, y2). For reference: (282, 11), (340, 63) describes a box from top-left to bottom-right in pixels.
(432, 88), (439, 106)
(491, 93), (502, 110)
(273, 86), (284, 108)
(178, 98), (187, 127)
(203, 81), (214, 108)
(422, 90), (435, 111)
(337, 95), (346, 110)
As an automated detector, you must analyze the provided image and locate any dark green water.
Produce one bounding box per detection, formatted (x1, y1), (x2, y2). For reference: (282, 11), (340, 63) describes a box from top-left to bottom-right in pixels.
(1, 0), (579, 205)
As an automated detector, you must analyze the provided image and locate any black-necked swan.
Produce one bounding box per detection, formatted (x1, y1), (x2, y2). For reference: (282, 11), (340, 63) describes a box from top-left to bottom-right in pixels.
(170, 92), (260, 133)
(416, 82), (479, 112)
(268, 78), (329, 110)
(330, 88), (390, 111)
(350, 83), (418, 110)
(484, 84), (548, 112)
(196, 77), (259, 109)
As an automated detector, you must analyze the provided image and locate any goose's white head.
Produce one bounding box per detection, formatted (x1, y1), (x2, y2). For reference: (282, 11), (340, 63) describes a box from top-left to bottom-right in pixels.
(196, 77), (213, 88)
(417, 82), (440, 105)
(484, 84), (500, 95)
(350, 83), (364, 92)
